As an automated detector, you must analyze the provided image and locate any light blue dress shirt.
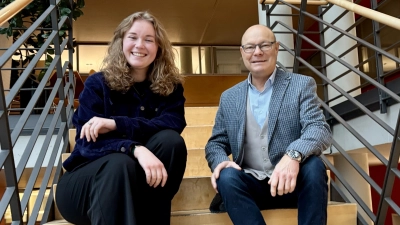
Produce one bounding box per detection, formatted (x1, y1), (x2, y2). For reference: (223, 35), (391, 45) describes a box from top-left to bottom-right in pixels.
(247, 67), (277, 128)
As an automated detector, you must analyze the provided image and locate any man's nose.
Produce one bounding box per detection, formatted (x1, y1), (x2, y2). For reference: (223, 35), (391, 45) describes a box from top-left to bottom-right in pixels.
(253, 45), (263, 55)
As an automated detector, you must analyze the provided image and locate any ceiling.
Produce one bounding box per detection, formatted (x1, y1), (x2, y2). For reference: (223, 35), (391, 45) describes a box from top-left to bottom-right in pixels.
(73, 0), (260, 46)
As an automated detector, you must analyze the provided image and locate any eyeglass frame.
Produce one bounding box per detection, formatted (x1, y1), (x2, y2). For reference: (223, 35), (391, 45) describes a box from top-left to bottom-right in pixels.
(241, 41), (276, 53)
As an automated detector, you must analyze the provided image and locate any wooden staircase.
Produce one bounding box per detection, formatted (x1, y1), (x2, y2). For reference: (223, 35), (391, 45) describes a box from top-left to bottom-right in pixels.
(44, 106), (357, 225)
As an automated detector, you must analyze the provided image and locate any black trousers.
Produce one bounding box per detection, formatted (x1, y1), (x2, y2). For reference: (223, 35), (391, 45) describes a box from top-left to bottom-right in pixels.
(56, 130), (187, 225)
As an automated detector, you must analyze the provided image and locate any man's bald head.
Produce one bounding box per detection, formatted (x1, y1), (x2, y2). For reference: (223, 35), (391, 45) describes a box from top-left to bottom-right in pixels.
(240, 24), (279, 82)
(241, 25), (276, 45)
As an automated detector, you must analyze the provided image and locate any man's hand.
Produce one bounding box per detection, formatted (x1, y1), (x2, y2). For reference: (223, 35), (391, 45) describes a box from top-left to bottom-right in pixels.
(211, 161), (241, 193)
(134, 146), (168, 188)
(80, 116), (117, 142)
(268, 154), (300, 197)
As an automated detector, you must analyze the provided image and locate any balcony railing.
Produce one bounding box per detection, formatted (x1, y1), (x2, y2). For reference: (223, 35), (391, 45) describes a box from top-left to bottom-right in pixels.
(0, 0), (75, 224)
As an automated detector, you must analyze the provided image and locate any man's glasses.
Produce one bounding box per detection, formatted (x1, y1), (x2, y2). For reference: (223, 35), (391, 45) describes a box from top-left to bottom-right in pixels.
(241, 42), (276, 53)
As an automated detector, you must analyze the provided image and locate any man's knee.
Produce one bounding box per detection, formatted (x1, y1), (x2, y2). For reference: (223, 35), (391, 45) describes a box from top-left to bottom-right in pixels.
(299, 155), (328, 184)
(217, 167), (243, 189)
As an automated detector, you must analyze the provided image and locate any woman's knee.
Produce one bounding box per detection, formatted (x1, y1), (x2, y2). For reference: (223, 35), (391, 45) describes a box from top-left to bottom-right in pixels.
(97, 153), (137, 178)
(147, 129), (187, 158)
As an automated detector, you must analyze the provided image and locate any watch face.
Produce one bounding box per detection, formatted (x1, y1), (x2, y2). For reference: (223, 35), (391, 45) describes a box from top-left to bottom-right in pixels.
(288, 150), (301, 161)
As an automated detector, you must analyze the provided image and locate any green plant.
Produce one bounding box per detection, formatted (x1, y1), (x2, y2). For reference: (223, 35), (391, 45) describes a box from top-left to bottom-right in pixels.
(0, 0), (85, 82)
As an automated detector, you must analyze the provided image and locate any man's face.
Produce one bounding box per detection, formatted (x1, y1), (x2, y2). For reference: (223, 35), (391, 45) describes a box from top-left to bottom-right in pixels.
(240, 25), (279, 78)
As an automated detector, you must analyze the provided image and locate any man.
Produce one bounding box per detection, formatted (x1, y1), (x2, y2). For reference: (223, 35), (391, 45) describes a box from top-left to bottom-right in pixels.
(205, 24), (332, 225)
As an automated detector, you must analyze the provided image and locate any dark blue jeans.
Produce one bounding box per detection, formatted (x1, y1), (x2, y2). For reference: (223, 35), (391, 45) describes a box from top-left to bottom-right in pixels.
(216, 155), (328, 225)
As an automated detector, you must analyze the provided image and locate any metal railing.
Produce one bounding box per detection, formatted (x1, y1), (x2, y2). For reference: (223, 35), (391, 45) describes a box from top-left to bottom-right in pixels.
(260, 0), (400, 224)
(0, 0), (75, 224)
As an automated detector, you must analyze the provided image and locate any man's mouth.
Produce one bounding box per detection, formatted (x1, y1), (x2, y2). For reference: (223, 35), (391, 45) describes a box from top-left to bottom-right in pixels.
(251, 60), (267, 63)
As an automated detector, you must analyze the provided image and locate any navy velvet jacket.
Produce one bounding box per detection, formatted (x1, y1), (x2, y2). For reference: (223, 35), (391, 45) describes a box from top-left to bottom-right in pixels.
(63, 72), (187, 171)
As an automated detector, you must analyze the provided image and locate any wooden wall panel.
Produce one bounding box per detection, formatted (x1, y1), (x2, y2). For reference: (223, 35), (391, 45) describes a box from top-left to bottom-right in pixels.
(183, 75), (247, 107)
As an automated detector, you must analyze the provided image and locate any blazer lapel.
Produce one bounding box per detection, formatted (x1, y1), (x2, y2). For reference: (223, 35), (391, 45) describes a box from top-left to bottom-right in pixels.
(268, 70), (291, 146)
(235, 81), (247, 152)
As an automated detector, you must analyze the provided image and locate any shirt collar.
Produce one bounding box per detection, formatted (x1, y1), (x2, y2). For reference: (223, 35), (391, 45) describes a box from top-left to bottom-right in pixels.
(247, 67), (277, 90)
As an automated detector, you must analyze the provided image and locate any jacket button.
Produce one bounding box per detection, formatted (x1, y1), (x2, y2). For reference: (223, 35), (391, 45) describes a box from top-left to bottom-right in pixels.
(121, 147), (126, 152)
(140, 106), (145, 111)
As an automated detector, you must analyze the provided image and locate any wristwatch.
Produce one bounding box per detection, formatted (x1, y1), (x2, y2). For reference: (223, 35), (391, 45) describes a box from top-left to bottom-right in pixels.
(286, 150), (302, 162)
(131, 145), (142, 154)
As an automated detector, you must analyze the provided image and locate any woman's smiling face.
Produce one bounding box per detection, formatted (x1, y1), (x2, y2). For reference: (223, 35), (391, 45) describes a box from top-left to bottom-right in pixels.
(123, 19), (158, 74)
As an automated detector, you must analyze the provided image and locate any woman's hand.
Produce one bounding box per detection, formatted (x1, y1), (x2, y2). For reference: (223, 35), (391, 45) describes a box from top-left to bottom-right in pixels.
(80, 116), (117, 142)
(134, 146), (168, 188)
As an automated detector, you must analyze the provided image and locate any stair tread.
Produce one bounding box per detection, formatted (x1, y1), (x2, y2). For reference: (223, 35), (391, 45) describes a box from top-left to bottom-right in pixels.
(44, 202), (356, 225)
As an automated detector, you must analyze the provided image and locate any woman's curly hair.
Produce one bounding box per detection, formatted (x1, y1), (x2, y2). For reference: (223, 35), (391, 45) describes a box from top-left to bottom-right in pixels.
(101, 11), (183, 96)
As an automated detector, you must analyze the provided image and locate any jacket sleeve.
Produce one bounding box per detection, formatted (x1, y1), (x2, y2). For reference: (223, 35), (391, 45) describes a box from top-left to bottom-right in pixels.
(205, 93), (232, 172)
(72, 74), (135, 160)
(286, 77), (332, 160)
(110, 84), (186, 143)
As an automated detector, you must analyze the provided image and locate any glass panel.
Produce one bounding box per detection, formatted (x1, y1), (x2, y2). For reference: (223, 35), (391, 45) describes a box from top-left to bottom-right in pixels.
(78, 45), (108, 73)
(382, 48), (398, 72)
(360, 46), (369, 73)
(215, 47), (248, 74)
(61, 47), (77, 71)
(173, 46), (200, 74)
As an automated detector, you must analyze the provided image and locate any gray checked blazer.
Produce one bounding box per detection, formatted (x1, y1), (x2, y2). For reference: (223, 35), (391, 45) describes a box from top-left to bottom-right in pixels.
(205, 68), (332, 172)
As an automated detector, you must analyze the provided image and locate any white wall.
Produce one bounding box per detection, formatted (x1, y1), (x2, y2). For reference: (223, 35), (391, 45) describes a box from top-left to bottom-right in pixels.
(1, 135), (64, 168)
(323, 3), (361, 106)
(331, 103), (400, 152)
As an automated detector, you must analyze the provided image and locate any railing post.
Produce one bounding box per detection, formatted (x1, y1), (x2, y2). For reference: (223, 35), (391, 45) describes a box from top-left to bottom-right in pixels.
(262, 3), (271, 27)
(293, 0), (307, 73)
(370, 0), (387, 114)
(49, 0), (67, 123)
(376, 109), (400, 224)
(0, 71), (23, 224)
(318, 6), (331, 122)
(67, 0), (75, 122)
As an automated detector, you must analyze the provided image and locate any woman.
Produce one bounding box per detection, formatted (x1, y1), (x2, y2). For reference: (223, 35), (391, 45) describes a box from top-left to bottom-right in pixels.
(56, 11), (187, 225)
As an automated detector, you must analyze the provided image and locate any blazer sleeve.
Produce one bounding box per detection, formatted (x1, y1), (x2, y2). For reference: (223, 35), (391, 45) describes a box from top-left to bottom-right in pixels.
(205, 93), (232, 172)
(72, 74), (135, 160)
(286, 77), (332, 160)
(110, 84), (186, 142)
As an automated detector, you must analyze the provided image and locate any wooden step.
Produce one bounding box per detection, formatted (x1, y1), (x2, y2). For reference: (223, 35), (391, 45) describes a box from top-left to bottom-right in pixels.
(182, 125), (212, 150)
(185, 149), (211, 177)
(172, 177), (214, 211)
(185, 107), (218, 126)
(171, 202), (357, 224)
(44, 202), (357, 225)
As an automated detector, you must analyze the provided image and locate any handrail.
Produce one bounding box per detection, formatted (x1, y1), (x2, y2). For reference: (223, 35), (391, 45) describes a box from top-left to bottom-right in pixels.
(0, 0), (33, 26)
(261, 0), (400, 31)
(260, 0), (328, 5)
(326, 0), (400, 30)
